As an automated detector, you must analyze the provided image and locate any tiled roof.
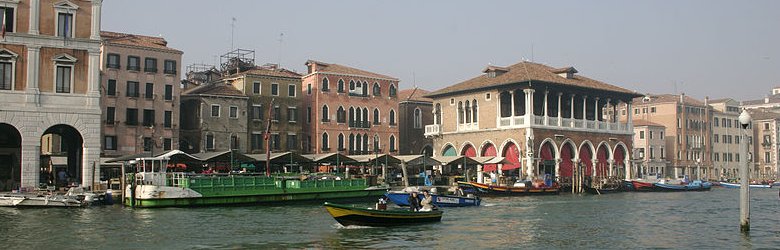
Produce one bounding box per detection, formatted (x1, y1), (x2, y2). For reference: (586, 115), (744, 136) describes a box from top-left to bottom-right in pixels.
(426, 61), (638, 97)
(101, 31), (182, 53)
(632, 120), (665, 127)
(183, 83), (246, 97)
(707, 98), (733, 104)
(236, 67), (302, 79)
(743, 95), (780, 106)
(306, 60), (398, 81)
(633, 94), (706, 106)
(748, 109), (780, 120)
(399, 88), (432, 102)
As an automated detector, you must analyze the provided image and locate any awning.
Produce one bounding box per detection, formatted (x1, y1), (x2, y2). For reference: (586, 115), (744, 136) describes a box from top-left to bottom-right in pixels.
(194, 150), (255, 163)
(301, 153), (356, 165)
(247, 152), (312, 165)
(105, 150), (201, 163)
(348, 154), (402, 165)
(394, 155), (441, 166)
(431, 156), (481, 166)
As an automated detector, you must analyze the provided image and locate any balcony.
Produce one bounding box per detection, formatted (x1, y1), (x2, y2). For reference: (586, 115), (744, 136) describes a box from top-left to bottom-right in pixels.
(424, 124), (441, 137)
(349, 121), (371, 129)
(496, 114), (632, 134)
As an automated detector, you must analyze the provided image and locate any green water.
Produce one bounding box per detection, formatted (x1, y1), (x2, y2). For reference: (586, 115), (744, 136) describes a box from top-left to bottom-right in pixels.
(1, 188), (778, 249)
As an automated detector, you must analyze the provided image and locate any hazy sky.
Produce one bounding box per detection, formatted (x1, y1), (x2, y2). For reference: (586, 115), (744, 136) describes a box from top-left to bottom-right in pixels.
(103, 0), (780, 101)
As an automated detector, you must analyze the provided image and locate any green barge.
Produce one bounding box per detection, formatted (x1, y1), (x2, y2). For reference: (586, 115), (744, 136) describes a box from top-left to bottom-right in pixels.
(124, 158), (387, 208)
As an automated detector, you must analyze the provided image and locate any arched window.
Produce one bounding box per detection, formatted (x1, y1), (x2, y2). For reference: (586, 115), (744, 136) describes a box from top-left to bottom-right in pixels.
(349, 80), (355, 91)
(389, 135), (396, 152)
(338, 133), (344, 151)
(434, 103), (441, 125)
(374, 134), (380, 152)
(500, 91), (511, 118)
(321, 132), (329, 150)
(465, 100), (471, 123)
(348, 133), (355, 153)
(414, 108), (422, 128)
(389, 109), (396, 125)
(363, 133), (369, 152)
(321, 77), (329, 91)
(472, 99), (478, 123)
(355, 133), (362, 154)
(337, 79), (345, 93)
(458, 101), (464, 124)
(362, 108), (369, 126)
(362, 81), (368, 96)
(373, 82), (381, 96)
(321, 105), (329, 122)
(349, 107), (355, 125)
(337, 106), (346, 123)
(373, 108), (380, 125)
(389, 84), (397, 97)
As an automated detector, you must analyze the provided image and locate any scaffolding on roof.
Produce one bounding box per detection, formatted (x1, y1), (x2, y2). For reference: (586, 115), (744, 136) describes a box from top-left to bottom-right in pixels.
(220, 48), (255, 75)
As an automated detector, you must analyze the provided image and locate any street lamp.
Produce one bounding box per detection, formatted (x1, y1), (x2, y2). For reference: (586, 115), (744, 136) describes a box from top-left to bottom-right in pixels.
(738, 109), (751, 232)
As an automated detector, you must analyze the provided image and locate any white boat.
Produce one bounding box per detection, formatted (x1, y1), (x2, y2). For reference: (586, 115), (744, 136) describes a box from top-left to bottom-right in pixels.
(719, 182), (772, 189)
(0, 193), (84, 207)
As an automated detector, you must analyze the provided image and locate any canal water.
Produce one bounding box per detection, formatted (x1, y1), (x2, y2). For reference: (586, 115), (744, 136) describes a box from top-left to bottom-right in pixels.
(1, 188), (778, 249)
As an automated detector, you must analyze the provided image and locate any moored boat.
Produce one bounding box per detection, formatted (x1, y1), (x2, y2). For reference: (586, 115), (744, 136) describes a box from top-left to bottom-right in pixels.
(0, 193), (84, 207)
(652, 180), (712, 192)
(323, 202), (443, 227)
(583, 185), (624, 195)
(385, 191), (480, 207)
(719, 182), (772, 189)
(628, 180), (656, 192)
(458, 181), (560, 196)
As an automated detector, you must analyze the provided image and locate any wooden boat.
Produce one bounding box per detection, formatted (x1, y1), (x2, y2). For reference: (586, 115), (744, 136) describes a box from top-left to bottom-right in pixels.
(385, 191), (480, 207)
(653, 181), (712, 192)
(457, 181), (560, 196)
(628, 180), (656, 192)
(583, 185), (624, 195)
(323, 202), (442, 227)
(719, 182), (772, 189)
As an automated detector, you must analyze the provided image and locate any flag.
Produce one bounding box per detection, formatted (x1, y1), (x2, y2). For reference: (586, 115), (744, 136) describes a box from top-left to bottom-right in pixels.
(1, 12), (6, 39)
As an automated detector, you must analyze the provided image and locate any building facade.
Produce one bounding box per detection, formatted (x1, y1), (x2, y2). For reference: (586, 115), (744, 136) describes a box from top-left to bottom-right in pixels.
(301, 60), (399, 155)
(99, 31), (182, 157)
(179, 83), (248, 154)
(398, 88), (433, 156)
(750, 110), (780, 180)
(632, 121), (668, 178)
(709, 98), (753, 179)
(742, 86), (780, 111)
(0, 0), (103, 190)
(622, 94), (713, 179)
(222, 64), (302, 153)
(425, 61), (639, 188)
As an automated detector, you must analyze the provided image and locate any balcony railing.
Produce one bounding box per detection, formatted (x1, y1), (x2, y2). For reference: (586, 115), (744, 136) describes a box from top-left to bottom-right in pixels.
(494, 114), (631, 134)
(424, 124), (441, 137)
(349, 121), (371, 128)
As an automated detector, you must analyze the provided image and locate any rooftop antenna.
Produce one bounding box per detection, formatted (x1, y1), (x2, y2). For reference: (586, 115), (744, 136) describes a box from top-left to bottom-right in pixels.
(231, 17), (236, 50)
(277, 32), (284, 68)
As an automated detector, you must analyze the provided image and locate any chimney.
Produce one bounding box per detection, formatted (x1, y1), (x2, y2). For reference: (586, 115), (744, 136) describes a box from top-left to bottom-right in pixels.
(765, 95), (770, 104)
(680, 93), (685, 103)
(704, 96), (709, 106)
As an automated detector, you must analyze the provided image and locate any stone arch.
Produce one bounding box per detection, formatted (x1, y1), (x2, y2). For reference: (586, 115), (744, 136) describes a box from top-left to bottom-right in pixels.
(497, 138), (521, 157)
(0, 123), (22, 191)
(501, 141), (521, 171)
(41, 124), (84, 188)
(560, 139), (578, 159)
(578, 140), (595, 176)
(460, 142), (476, 157)
(538, 138), (559, 160)
(421, 144), (433, 157)
(478, 140), (496, 156)
(559, 140), (576, 177)
(441, 143), (457, 156)
(595, 142), (611, 176)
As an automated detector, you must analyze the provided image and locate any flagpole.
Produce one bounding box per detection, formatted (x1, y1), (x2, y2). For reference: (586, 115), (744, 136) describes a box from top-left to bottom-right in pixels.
(265, 98), (275, 177)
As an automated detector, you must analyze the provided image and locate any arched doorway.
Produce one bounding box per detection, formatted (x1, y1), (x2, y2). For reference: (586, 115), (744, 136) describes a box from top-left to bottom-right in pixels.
(579, 144), (593, 177)
(613, 145), (626, 178)
(538, 141), (555, 177)
(0, 123), (21, 191)
(41, 124), (83, 188)
(596, 144), (609, 176)
(481, 143), (497, 172)
(501, 142), (521, 172)
(461, 144), (476, 157)
(560, 142), (575, 178)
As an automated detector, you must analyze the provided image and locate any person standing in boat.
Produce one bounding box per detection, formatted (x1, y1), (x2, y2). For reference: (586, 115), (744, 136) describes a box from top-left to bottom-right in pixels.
(420, 190), (434, 211)
(408, 192), (421, 211)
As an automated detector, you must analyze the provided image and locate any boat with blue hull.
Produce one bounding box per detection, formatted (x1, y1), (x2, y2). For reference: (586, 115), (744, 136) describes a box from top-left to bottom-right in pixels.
(653, 180), (712, 192)
(385, 191), (480, 207)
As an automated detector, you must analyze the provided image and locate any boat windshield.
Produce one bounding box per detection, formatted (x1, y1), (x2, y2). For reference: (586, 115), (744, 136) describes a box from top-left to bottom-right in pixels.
(131, 158), (170, 173)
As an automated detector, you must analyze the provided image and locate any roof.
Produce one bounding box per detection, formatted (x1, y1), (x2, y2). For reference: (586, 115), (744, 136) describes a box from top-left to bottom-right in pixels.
(426, 61), (638, 98)
(305, 60), (398, 81)
(182, 83), (246, 97)
(193, 151), (255, 163)
(301, 153), (356, 164)
(632, 120), (665, 127)
(234, 66), (302, 79)
(634, 94), (706, 106)
(399, 88), (432, 103)
(707, 98), (733, 104)
(743, 95), (780, 106)
(101, 31), (182, 53)
(748, 110), (780, 120)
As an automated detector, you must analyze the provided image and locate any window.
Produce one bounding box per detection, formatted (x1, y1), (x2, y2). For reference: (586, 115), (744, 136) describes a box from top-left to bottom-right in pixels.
(321, 105), (330, 122)
(271, 134), (281, 150)
(211, 105), (220, 117)
(231, 135), (239, 150)
(349, 80), (355, 91)
(321, 132), (330, 150)
(229, 106), (238, 118)
(163, 138), (172, 151)
(660, 147), (665, 159)
(389, 109), (396, 125)
(206, 134), (215, 150)
(127, 56), (140, 71)
(164, 111), (172, 128)
(650, 107), (656, 113)
(253, 82), (261, 94)
(107, 54), (120, 69)
(337, 106), (346, 123)
(486, 93), (491, 100)
(103, 136), (117, 150)
(639, 131), (645, 139)
(389, 135), (396, 152)
(144, 58), (158, 73)
(163, 60), (176, 74)
(145, 83), (154, 99)
(273, 106), (280, 121)
(660, 131), (664, 139)
(55, 65), (72, 93)
(322, 78), (330, 92)
(373, 108), (380, 125)
(252, 105), (263, 120)
(338, 133), (345, 151)
(765, 123), (770, 130)
(106, 79), (116, 96)
(649, 147), (654, 159)
(271, 83), (279, 96)
(125, 81), (140, 97)
(306, 106), (311, 123)
(714, 134), (719, 143)
(337, 79), (344, 93)
(143, 109), (155, 127)
(286, 134), (297, 151)
(0, 50), (16, 90)
(389, 84), (397, 97)
(307, 84), (311, 95)
(287, 107), (297, 123)
(649, 131), (654, 139)
(0, 6), (15, 35)
(288, 84), (296, 97)
(125, 108), (138, 125)
(414, 108), (422, 128)
(251, 133), (264, 150)
(56, 12), (73, 38)
(106, 107), (115, 125)
(713, 117), (719, 127)
(164, 85), (173, 100)
(373, 82), (381, 96)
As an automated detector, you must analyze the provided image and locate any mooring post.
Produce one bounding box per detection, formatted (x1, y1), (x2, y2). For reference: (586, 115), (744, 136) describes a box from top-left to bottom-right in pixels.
(738, 110), (751, 233)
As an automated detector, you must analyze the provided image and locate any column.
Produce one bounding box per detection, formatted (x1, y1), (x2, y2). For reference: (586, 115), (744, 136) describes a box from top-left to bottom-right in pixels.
(554, 158), (561, 181)
(582, 95), (588, 121)
(29, 0), (40, 35)
(87, 50), (101, 107)
(543, 90), (549, 125)
(25, 46), (41, 105)
(524, 89), (534, 121)
(608, 159), (615, 177)
(606, 98), (612, 122)
(21, 143), (41, 190)
(509, 91), (515, 120)
(592, 159), (598, 177)
(557, 92), (563, 126)
(570, 94), (575, 127)
(82, 146), (101, 189)
(91, 0), (103, 40)
(594, 97), (600, 122)
(626, 102), (633, 130)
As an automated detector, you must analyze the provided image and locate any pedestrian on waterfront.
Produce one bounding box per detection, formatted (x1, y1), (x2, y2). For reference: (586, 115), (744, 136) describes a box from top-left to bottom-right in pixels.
(408, 192), (421, 212)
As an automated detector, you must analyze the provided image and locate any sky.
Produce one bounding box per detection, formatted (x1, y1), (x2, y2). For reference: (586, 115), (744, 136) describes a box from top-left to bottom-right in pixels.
(103, 0), (780, 101)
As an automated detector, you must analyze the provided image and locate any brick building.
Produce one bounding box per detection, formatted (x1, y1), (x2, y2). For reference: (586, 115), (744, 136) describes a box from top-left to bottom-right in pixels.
(99, 31), (182, 157)
(750, 110), (780, 180)
(398, 88), (433, 156)
(0, 0), (103, 190)
(425, 61), (640, 188)
(301, 60), (399, 155)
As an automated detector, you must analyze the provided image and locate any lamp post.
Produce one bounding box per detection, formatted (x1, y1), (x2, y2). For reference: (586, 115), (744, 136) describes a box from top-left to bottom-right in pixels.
(738, 109), (751, 233)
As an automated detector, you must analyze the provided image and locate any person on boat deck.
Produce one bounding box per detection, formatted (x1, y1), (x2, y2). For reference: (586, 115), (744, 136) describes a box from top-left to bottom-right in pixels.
(454, 186), (465, 197)
(420, 190), (434, 211)
(408, 192), (421, 212)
